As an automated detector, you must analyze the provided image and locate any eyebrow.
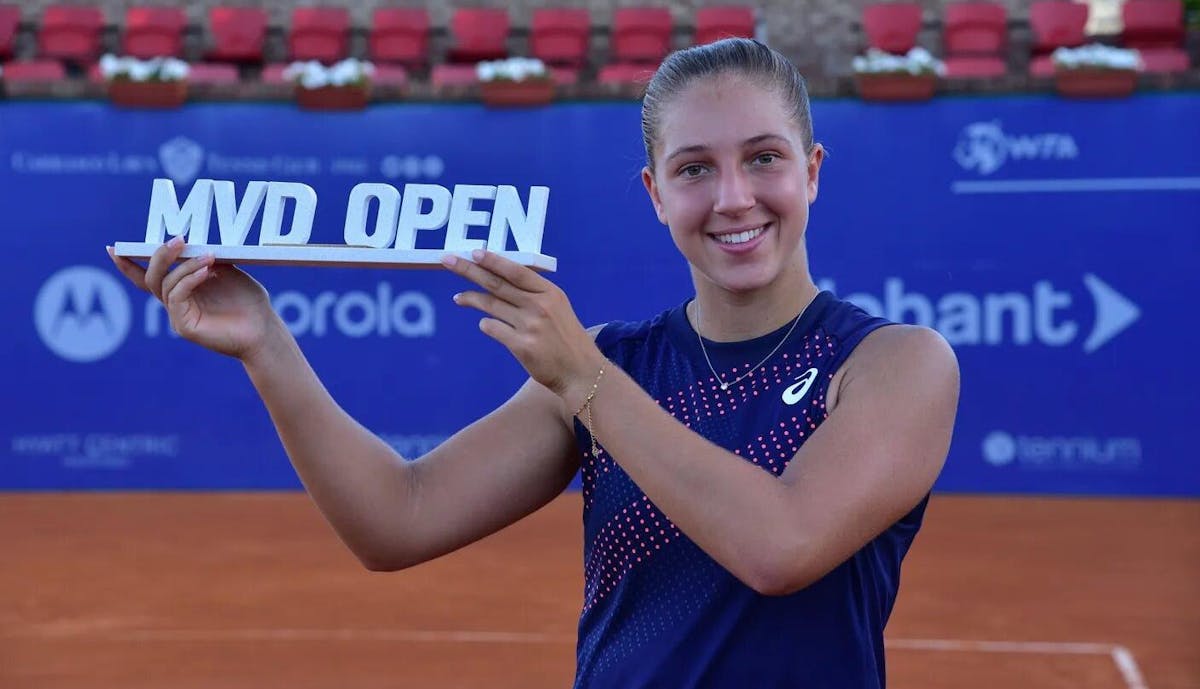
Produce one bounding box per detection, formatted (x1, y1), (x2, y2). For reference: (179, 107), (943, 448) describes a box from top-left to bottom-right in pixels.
(664, 134), (792, 164)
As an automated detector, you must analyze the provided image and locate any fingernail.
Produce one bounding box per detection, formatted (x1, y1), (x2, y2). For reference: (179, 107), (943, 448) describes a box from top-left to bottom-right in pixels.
(441, 254), (458, 268)
(168, 235), (183, 247)
(452, 293), (462, 303)
(471, 249), (485, 261)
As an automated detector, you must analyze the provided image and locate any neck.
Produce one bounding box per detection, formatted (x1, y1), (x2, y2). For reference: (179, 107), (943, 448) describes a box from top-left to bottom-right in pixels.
(689, 263), (819, 343)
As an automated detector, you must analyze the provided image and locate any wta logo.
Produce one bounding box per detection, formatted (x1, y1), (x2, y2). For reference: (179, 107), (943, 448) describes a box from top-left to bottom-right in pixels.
(953, 121), (1078, 175)
(34, 266), (132, 362)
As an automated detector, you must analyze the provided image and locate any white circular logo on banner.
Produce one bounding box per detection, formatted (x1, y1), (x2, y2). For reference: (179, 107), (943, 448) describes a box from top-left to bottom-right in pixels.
(982, 431), (1017, 467)
(35, 266), (132, 362)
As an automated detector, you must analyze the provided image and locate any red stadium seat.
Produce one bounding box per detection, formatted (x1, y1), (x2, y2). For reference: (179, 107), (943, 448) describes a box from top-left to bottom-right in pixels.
(208, 6), (267, 63)
(1121, 0), (1188, 73)
(531, 8), (590, 69)
(260, 62), (289, 84)
(693, 6), (756, 46)
(430, 63), (478, 86)
(289, 6), (349, 63)
(188, 62), (240, 84)
(0, 5), (20, 60)
(2, 59), (67, 82)
(1121, 0), (1185, 47)
(38, 4), (105, 64)
(445, 8), (509, 63)
(372, 62), (409, 86)
(122, 6), (187, 59)
(597, 61), (657, 85)
(862, 2), (922, 55)
(1028, 1), (1088, 77)
(609, 8), (672, 64)
(369, 8), (429, 69)
(942, 1), (1008, 78)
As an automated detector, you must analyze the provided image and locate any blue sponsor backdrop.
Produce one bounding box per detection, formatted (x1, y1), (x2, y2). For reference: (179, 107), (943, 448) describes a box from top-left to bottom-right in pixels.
(2, 96), (1198, 495)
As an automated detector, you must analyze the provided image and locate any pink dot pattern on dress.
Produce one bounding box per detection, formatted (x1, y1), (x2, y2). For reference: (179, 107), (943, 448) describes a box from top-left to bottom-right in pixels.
(579, 330), (838, 612)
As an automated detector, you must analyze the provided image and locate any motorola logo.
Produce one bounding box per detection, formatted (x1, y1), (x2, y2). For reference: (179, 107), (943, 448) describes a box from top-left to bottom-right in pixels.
(34, 266), (131, 363)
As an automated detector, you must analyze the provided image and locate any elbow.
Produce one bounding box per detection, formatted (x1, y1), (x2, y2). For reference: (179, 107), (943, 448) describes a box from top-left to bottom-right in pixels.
(741, 540), (817, 597)
(360, 556), (407, 573)
(354, 544), (420, 573)
(745, 568), (811, 597)
(358, 553), (416, 573)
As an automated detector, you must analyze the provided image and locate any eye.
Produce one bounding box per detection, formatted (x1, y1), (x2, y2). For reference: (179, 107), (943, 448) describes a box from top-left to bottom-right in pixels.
(753, 152), (779, 166)
(678, 163), (708, 178)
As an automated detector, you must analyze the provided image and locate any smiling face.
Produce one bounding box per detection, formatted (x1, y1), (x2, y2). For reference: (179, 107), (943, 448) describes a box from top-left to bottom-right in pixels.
(641, 73), (824, 298)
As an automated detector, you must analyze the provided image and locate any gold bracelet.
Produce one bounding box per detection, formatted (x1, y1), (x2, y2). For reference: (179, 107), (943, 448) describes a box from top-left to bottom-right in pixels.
(573, 364), (606, 458)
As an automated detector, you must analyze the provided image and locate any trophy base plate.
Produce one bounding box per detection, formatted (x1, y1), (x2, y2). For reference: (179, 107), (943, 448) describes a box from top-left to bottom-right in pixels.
(112, 243), (557, 272)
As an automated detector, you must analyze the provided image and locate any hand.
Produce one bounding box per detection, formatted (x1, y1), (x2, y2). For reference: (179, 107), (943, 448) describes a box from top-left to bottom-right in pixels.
(107, 237), (279, 361)
(443, 250), (604, 406)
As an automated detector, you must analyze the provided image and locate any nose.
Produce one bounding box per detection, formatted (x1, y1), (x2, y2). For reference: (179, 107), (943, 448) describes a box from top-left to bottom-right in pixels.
(712, 167), (755, 216)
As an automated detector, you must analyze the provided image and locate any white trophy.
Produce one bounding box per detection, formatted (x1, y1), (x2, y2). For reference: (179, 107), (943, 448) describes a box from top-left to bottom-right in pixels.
(112, 178), (557, 271)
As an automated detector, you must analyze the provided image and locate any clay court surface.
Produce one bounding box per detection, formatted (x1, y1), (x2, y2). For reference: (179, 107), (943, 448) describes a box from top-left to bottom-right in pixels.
(3, 492), (1197, 688)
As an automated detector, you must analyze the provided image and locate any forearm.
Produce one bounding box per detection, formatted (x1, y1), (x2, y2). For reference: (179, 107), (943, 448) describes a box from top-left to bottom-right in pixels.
(242, 321), (416, 568)
(580, 364), (802, 593)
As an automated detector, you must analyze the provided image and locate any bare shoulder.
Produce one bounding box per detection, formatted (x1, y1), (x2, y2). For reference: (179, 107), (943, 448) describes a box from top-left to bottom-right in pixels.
(831, 324), (959, 410)
(859, 324), (957, 369)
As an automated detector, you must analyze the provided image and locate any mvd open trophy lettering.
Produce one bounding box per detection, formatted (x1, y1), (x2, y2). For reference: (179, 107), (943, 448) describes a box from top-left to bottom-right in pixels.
(112, 179), (556, 271)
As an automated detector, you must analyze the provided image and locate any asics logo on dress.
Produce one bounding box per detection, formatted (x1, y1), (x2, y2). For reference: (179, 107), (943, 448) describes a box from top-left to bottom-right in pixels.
(781, 368), (819, 406)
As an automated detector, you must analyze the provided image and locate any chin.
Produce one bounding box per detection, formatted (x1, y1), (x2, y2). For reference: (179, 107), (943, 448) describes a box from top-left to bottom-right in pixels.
(710, 265), (779, 294)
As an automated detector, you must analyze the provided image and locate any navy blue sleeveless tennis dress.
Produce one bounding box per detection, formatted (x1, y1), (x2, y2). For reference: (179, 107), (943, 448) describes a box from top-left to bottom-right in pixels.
(573, 290), (929, 688)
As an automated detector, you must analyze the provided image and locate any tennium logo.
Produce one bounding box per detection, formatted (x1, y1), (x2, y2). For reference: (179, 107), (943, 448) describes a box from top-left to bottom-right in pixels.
(34, 266), (132, 363)
(953, 121), (1079, 175)
(981, 430), (1142, 471)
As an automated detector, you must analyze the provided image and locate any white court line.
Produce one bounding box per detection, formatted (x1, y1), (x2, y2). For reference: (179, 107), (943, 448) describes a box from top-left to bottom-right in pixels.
(887, 638), (1149, 689)
(10, 629), (1151, 689)
(951, 177), (1200, 194)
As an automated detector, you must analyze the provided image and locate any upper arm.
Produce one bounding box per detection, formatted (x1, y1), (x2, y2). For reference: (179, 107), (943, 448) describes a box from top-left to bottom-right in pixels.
(777, 324), (960, 588)
(396, 378), (580, 566)
(390, 324), (607, 568)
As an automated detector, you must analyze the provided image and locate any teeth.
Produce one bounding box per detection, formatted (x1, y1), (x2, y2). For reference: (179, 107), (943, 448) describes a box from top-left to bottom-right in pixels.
(716, 227), (765, 245)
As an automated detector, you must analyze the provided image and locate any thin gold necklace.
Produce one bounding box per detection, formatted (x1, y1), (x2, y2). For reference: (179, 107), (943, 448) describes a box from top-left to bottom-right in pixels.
(693, 291), (818, 392)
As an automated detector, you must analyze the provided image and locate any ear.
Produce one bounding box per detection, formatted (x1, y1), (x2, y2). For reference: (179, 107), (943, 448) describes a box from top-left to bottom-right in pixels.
(806, 144), (825, 204)
(641, 166), (668, 225)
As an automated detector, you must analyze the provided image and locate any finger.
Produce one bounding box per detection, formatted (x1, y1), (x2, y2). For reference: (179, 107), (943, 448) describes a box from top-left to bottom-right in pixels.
(107, 246), (151, 293)
(162, 254), (215, 306)
(145, 236), (187, 301)
(473, 250), (551, 293)
(165, 262), (215, 307)
(478, 316), (520, 350)
(440, 253), (524, 305)
(452, 290), (523, 327)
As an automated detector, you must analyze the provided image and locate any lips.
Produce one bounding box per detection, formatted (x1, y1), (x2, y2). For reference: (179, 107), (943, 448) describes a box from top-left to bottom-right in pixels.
(710, 223), (770, 254)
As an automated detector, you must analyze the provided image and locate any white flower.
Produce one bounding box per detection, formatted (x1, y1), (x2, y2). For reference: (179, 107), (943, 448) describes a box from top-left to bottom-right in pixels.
(852, 47), (945, 76)
(160, 58), (189, 81)
(99, 53), (123, 78)
(1053, 43), (1141, 70)
(286, 59), (372, 89)
(299, 62), (330, 89)
(328, 59), (359, 86)
(476, 57), (549, 82)
(476, 61), (498, 81)
(127, 61), (156, 82)
(99, 53), (190, 81)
